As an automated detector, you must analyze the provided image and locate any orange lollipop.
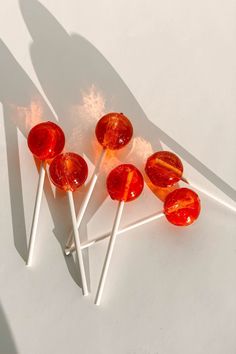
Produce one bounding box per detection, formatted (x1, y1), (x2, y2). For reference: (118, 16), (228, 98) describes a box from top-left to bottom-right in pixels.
(95, 164), (144, 305)
(28, 121), (65, 161)
(49, 153), (88, 192)
(27, 121), (65, 266)
(107, 164), (144, 202)
(50, 153), (89, 296)
(145, 151), (183, 188)
(164, 188), (201, 226)
(95, 112), (133, 150)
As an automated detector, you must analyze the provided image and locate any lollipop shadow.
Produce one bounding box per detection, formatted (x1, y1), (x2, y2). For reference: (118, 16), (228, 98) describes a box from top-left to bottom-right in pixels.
(0, 39), (83, 288)
(1, 0), (235, 286)
(0, 38), (54, 262)
(0, 302), (18, 354)
(19, 0), (236, 261)
(19, 0), (235, 204)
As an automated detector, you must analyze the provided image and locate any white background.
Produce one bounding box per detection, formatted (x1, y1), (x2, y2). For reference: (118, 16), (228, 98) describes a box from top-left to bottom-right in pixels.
(0, 0), (235, 353)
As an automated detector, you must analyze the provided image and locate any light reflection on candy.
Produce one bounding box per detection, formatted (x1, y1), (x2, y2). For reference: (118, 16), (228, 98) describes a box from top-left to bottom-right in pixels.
(26, 121), (65, 267)
(49, 152), (89, 296)
(95, 163), (143, 306)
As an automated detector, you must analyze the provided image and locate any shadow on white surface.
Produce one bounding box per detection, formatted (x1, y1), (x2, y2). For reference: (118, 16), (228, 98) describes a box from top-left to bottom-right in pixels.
(0, 37), (84, 288)
(19, 0), (235, 198)
(0, 0), (235, 303)
(0, 303), (18, 354)
(0, 1), (235, 353)
(0, 0), (234, 279)
(0, 0), (235, 285)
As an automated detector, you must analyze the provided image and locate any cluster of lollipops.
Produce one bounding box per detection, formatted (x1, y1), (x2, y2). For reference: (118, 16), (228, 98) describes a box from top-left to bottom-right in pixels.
(27, 112), (229, 305)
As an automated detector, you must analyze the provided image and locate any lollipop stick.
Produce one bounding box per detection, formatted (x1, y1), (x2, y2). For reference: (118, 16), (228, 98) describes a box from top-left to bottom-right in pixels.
(182, 177), (236, 213)
(65, 148), (106, 249)
(67, 191), (88, 296)
(95, 201), (125, 306)
(65, 211), (164, 255)
(26, 161), (46, 266)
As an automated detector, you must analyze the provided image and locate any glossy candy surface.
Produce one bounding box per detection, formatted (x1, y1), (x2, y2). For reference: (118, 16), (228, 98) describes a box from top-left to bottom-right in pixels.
(49, 153), (88, 192)
(28, 121), (65, 161)
(95, 112), (133, 150)
(164, 188), (201, 226)
(145, 151), (183, 188)
(107, 164), (144, 202)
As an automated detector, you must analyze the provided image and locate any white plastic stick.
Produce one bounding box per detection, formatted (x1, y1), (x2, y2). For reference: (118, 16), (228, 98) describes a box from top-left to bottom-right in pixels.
(182, 177), (236, 213)
(65, 211), (164, 255)
(95, 201), (125, 306)
(26, 161), (46, 266)
(67, 191), (88, 296)
(65, 148), (106, 249)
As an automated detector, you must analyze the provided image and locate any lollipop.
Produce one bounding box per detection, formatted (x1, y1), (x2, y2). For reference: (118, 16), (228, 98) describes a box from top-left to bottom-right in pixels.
(27, 121), (65, 266)
(145, 151), (183, 188)
(164, 188), (200, 226)
(65, 112), (133, 252)
(95, 112), (133, 150)
(66, 188), (201, 256)
(95, 164), (144, 305)
(49, 153), (89, 296)
(145, 151), (236, 212)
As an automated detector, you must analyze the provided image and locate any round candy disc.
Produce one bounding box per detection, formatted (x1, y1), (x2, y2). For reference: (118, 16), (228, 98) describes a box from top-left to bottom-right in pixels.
(107, 164), (144, 202)
(164, 188), (201, 226)
(49, 153), (88, 192)
(145, 151), (183, 188)
(28, 121), (65, 160)
(95, 112), (133, 150)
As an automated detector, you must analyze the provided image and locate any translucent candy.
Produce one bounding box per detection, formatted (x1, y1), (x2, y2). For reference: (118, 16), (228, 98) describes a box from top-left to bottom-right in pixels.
(28, 121), (65, 161)
(107, 164), (144, 202)
(145, 151), (183, 188)
(49, 153), (88, 192)
(164, 188), (201, 226)
(95, 112), (133, 150)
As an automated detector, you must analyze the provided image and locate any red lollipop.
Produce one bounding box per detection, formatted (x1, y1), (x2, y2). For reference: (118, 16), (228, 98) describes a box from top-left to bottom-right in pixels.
(28, 121), (65, 161)
(95, 164), (143, 305)
(145, 150), (236, 213)
(164, 188), (201, 226)
(107, 164), (144, 202)
(65, 112), (133, 253)
(145, 151), (183, 188)
(49, 153), (89, 296)
(27, 121), (65, 266)
(95, 112), (133, 150)
(49, 153), (88, 192)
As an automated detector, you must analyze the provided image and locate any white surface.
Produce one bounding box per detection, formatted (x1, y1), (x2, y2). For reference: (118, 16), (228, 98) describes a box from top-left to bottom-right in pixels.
(95, 201), (125, 306)
(0, 0), (235, 353)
